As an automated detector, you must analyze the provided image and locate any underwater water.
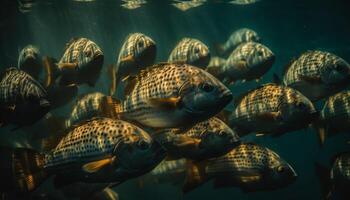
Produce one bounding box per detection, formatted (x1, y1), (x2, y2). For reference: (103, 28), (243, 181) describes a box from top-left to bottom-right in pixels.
(0, 0), (350, 200)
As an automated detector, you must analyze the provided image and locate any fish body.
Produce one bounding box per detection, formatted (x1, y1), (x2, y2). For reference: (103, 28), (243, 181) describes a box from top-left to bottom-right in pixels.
(58, 38), (104, 87)
(111, 63), (232, 129)
(121, 0), (147, 10)
(221, 42), (275, 83)
(0, 68), (50, 127)
(111, 33), (156, 95)
(216, 28), (260, 56)
(206, 57), (226, 81)
(229, 83), (317, 136)
(168, 38), (210, 68)
(329, 153), (350, 199)
(283, 50), (350, 101)
(171, 0), (206, 11)
(18, 45), (42, 80)
(154, 117), (240, 160)
(229, 0), (260, 5)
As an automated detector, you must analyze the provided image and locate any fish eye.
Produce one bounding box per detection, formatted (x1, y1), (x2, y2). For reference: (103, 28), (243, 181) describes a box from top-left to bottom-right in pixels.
(194, 47), (200, 54)
(138, 40), (144, 48)
(201, 83), (214, 92)
(137, 140), (149, 150)
(335, 64), (347, 73)
(277, 166), (284, 173)
(218, 130), (227, 136)
(296, 102), (306, 109)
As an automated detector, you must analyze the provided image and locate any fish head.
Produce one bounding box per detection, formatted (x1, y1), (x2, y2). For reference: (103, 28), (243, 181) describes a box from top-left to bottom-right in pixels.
(321, 56), (350, 86)
(198, 118), (240, 157)
(248, 43), (275, 70)
(133, 33), (157, 67)
(246, 30), (261, 43)
(189, 40), (210, 68)
(18, 45), (41, 77)
(180, 67), (232, 118)
(115, 125), (166, 173)
(265, 149), (297, 188)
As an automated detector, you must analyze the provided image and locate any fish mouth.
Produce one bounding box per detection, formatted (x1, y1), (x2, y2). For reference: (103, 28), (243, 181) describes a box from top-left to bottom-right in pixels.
(139, 44), (156, 67)
(220, 90), (233, 105)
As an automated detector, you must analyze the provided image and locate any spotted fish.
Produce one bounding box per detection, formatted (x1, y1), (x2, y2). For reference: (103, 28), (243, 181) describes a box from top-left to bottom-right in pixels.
(211, 42), (275, 84)
(102, 63), (232, 129)
(228, 83), (317, 136)
(0, 68), (50, 127)
(168, 38), (210, 68)
(282, 50), (350, 101)
(183, 143), (297, 193)
(0, 118), (165, 193)
(110, 33), (156, 96)
(18, 45), (42, 80)
(154, 117), (240, 160)
(215, 28), (261, 56)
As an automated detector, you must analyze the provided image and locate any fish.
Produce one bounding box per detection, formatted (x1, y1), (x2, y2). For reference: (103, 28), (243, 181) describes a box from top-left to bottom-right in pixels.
(282, 50), (350, 101)
(0, 118), (165, 193)
(18, 0), (35, 13)
(205, 57), (226, 81)
(0, 68), (50, 128)
(17, 45), (42, 80)
(168, 38), (210, 68)
(90, 187), (119, 200)
(153, 117), (240, 160)
(45, 37), (104, 88)
(109, 33), (156, 96)
(215, 28), (261, 56)
(171, 0), (206, 11)
(329, 152), (350, 199)
(228, 83), (317, 137)
(183, 142), (297, 193)
(318, 90), (350, 144)
(213, 42), (275, 84)
(121, 0), (147, 10)
(101, 63), (232, 129)
(228, 0), (261, 5)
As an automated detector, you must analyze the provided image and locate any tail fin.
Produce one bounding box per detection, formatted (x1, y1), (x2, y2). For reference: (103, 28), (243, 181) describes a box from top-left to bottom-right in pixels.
(42, 56), (60, 88)
(182, 160), (208, 193)
(214, 43), (226, 56)
(99, 96), (121, 119)
(0, 147), (48, 193)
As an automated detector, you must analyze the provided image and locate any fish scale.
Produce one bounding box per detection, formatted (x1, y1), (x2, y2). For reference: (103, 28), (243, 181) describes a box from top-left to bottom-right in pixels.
(59, 38), (103, 70)
(322, 91), (350, 119)
(44, 118), (145, 168)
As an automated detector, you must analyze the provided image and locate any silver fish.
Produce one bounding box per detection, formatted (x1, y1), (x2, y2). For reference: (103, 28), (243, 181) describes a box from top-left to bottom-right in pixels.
(102, 63), (232, 129)
(228, 83), (317, 136)
(215, 28), (260, 56)
(283, 50), (350, 101)
(229, 0), (261, 5)
(183, 143), (297, 193)
(0, 68), (50, 127)
(121, 0), (147, 10)
(154, 117), (240, 160)
(215, 42), (275, 84)
(168, 38), (210, 68)
(171, 0), (206, 11)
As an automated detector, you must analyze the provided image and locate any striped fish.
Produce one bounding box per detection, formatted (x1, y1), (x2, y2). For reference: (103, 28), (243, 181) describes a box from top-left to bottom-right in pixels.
(318, 91), (350, 144)
(183, 143), (297, 193)
(215, 28), (260, 56)
(0, 68), (50, 127)
(57, 37), (104, 87)
(103, 63), (232, 129)
(228, 83), (317, 136)
(18, 45), (42, 80)
(110, 33), (156, 96)
(154, 117), (240, 160)
(215, 42), (275, 84)
(329, 152), (350, 199)
(168, 38), (210, 68)
(0, 118), (165, 193)
(283, 50), (350, 101)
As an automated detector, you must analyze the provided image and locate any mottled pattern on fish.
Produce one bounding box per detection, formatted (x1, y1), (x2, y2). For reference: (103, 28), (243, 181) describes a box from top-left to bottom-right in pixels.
(116, 63), (230, 128)
(221, 28), (260, 53)
(205, 143), (282, 175)
(65, 92), (106, 128)
(321, 91), (350, 121)
(44, 118), (150, 168)
(168, 38), (210, 68)
(224, 42), (274, 81)
(150, 159), (187, 176)
(207, 57), (226, 69)
(230, 83), (316, 135)
(283, 51), (350, 100)
(121, 0), (147, 10)
(172, 0), (206, 11)
(59, 38), (103, 70)
(331, 153), (350, 182)
(0, 68), (47, 104)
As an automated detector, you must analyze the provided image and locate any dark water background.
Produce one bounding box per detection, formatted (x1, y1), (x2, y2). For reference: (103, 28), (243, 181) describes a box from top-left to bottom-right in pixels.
(1, 0), (350, 199)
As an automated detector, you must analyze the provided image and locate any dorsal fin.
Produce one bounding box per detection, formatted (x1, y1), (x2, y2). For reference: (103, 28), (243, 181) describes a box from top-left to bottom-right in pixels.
(282, 57), (297, 76)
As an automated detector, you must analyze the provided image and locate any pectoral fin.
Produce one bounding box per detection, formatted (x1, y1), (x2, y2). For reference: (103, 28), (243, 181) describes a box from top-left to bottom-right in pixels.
(82, 157), (114, 173)
(256, 112), (280, 121)
(147, 97), (181, 110)
(239, 175), (261, 183)
(299, 75), (322, 84)
(120, 55), (134, 63)
(236, 60), (247, 70)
